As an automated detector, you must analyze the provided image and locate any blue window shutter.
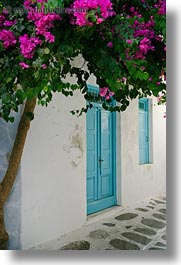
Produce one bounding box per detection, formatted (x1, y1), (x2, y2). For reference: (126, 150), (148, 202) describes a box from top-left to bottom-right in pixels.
(139, 98), (149, 164)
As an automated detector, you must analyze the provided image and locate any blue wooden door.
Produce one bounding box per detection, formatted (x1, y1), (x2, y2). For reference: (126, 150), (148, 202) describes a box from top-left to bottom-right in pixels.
(87, 103), (116, 215)
(139, 99), (149, 164)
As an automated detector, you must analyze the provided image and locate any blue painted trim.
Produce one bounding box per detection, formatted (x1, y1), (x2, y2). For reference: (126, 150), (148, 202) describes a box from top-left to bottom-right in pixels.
(87, 83), (100, 93)
(139, 98), (149, 164)
(88, 196), (117, 215)
(112, 104), (117, 206)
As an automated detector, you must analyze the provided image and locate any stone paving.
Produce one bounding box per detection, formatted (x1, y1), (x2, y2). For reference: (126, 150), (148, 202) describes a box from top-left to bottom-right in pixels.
(33, 196), (166, 250)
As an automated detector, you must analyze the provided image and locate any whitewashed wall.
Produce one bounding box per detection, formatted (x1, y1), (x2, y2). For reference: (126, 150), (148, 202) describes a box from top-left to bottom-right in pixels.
(20, 91), (88, 249)
(120, 97), (166, 206)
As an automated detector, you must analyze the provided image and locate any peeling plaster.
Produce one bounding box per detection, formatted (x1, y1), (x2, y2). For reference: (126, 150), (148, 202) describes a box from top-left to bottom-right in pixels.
(63, 124), (83, 167)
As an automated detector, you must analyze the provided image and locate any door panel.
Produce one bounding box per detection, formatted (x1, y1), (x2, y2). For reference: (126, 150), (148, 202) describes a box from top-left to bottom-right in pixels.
(99, 110), (113, 199)
(87, 107), (98, 202)
(87, 104), (116, 215)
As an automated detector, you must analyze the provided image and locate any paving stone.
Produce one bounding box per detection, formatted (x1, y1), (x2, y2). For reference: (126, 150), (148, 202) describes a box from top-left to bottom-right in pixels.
(148, 247), (165, 250)
(115, 213), (138, 221)
(89, 230), (109, 239)
(141, 218), (166, 229)
(149, 202), (157, 206)
(136, 208), (149, 212)
(147, 206), (154, 209)
(162, 235), (166, 240)
(159, 208), (166, 214)
(61, 241), (90, 250)
(110, 239), (140, 250)
(125, 226), (132, 229)
(134, 227), (157, 236)
(153, 213), (166, 221)
(154, 199), (165, 204)
(122, 232), (152, 245)
(155, 242), (166, 247)
(102, 223), (116, 227)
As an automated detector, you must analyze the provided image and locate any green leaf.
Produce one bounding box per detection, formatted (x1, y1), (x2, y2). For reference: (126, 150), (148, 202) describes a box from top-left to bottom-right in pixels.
(26, 112), (34, 121)
(44, 48), (50, 55)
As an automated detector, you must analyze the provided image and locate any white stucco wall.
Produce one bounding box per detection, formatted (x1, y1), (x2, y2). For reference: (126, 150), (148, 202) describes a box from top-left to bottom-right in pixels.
(120, 97), (166, 206)
(20, 91), (88, 249)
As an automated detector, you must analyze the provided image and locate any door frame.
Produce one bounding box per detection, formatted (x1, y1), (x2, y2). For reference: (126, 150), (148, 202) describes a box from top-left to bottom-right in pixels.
(86, 85), (117, 215)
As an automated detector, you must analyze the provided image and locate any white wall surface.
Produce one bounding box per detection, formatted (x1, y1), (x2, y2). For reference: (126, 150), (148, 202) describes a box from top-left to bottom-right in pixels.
(120, 97), (166, 206)
(21, 90), (88, 249)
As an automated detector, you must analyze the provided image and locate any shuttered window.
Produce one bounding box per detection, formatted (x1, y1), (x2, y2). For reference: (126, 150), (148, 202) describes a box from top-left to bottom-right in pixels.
(139, 98), (150, 164)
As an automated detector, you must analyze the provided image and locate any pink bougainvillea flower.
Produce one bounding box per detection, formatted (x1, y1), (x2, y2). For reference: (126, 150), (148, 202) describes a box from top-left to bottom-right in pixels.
(130, 7), (135, 13)
(44, 31), (55, 43)
(72, 0), (114, 26)
(41, 64), (47, 69)
(19, 34), (42, 59)
(24, 0), (47, 9)
(107, 41), (113, 48)
(109, 91), (115, 97)
(141, 66), (146, 71)
(122, 77), (127, 82)
(0, 29), (17, 48)
(139, 37), (154, 55)
(99, 87), (108, 97)
(126, 39), (133, 45)
(0, 14), (6, 27)
(97, 18), (104, 24)
(27, 11), (61, 43)
(19, 62), (30, 69)
(99, 87), (115, 99)
(105, 91), (115, 100)
(157, 0), (166, 15)
(105, 95), (111, 100)
(139, 37), (150, 54)
(3, 20), (14, 27)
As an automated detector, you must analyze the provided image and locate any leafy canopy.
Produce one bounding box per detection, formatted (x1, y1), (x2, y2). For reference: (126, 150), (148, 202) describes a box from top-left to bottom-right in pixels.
(0, 0), (166, 121)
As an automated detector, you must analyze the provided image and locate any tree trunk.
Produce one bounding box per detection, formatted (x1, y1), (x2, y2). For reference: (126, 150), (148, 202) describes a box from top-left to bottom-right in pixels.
(0, 98), (36, 250)
(0, 185), (8, 250)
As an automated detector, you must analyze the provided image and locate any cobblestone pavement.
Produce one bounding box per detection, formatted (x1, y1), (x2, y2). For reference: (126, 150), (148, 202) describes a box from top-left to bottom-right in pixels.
(33, 196), (166, 250)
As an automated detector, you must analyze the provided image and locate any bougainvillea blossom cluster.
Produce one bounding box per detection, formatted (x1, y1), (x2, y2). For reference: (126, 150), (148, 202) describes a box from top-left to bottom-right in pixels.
(19, 34), (42, 59)
(72, 0), (115, 26)
(99, 87), (115, 100)
(24, 0), (48, 9)
(155, 0), (166, 15)
(0, 0), (166, 114)
(0, 29), (16, 49)
(27, 11), (61, 43)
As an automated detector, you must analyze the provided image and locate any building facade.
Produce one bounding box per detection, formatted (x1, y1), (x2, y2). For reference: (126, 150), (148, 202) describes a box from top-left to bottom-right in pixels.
(0, 78), (166, 250)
